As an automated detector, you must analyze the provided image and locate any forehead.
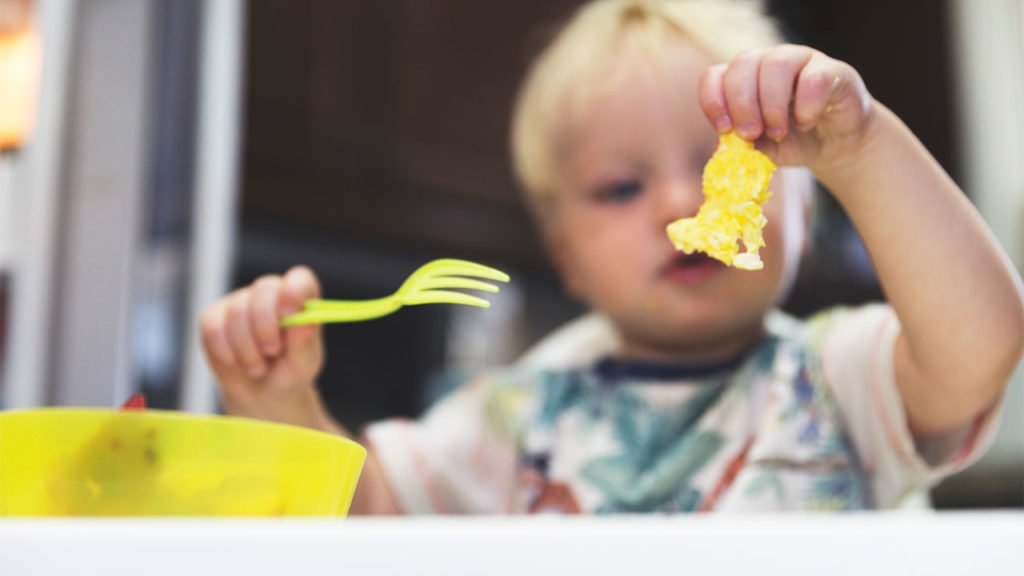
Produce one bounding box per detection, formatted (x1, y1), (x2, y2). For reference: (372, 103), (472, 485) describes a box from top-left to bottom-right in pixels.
(577, 37), (711, 115)
(556, 39), (718, 166)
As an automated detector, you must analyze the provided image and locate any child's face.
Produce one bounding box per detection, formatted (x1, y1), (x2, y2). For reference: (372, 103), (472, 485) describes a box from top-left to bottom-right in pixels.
(547, 39), (807, 362)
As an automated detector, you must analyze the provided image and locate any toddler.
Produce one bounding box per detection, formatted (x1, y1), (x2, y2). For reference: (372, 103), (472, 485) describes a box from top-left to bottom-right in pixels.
(200, 0), (1023, 513)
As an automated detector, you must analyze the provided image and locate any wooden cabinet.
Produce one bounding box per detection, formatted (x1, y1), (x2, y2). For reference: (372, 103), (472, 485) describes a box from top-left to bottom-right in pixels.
(243, 0), (583, 267)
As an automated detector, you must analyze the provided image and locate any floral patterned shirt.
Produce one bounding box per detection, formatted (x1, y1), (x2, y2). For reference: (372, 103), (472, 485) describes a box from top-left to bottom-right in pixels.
(365, 305), (999, 513)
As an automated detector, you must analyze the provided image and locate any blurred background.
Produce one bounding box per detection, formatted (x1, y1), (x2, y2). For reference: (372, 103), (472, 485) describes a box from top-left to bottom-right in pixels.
(0, 0), (1020, 508)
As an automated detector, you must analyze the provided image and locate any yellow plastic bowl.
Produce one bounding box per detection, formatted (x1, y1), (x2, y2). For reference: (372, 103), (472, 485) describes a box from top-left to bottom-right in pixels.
(0, 409), (365, 517)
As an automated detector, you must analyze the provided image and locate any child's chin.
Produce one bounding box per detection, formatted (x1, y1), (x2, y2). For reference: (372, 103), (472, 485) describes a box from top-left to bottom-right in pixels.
(648, 304), (752, 336)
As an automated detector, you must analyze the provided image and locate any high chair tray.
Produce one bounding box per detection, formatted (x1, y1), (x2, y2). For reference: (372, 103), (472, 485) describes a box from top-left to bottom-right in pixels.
(0, 513), (1019, 576)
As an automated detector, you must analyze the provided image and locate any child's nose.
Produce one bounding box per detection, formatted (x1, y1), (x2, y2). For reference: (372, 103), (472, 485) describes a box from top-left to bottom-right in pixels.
(657, 178), (704, 225)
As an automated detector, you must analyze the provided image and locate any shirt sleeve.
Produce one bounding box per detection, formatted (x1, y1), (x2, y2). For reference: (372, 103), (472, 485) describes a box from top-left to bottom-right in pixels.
(362, 371), (528, 514)
(815, 304), (1004, 508)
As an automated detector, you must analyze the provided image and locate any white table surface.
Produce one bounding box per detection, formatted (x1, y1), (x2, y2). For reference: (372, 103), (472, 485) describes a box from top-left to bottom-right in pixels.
(0, 513), (1021, 576)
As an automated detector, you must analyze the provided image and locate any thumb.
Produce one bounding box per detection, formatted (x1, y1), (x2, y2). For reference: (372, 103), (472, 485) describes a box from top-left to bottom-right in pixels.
(278, 266), (323, 371)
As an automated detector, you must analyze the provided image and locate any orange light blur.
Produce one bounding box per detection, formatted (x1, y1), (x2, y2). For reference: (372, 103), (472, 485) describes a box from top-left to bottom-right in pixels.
(0, 29), (40, 150)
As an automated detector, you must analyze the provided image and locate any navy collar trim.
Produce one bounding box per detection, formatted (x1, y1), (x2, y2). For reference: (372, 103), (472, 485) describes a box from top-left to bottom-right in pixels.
(592, 353), (747, 382)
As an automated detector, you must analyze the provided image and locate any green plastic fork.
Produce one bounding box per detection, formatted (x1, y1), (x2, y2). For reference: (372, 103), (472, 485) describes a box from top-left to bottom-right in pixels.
(280, 258), (511, 327)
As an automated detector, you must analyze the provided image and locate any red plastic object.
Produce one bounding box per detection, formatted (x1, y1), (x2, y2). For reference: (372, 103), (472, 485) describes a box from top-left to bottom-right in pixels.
(119, 394), (146, 411)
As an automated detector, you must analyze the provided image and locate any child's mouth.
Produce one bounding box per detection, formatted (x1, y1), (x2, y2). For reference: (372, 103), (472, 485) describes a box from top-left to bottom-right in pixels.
(662, 252), (724, 284)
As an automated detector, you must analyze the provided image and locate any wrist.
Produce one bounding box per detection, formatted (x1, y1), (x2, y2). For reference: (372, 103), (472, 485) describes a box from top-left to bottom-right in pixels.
(313, 405), (348, 438)
(812, 101), (894, 195)
(297, 385), (342, 435)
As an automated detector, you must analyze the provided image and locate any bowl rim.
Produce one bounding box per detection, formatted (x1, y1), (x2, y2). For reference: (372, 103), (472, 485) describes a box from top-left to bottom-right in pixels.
(0, 408), (367, 457)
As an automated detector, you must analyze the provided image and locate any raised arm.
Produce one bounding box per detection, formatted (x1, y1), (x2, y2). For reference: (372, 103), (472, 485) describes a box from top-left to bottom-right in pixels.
(700, 45), (1024, 436)
(815, 103), (1023, 436)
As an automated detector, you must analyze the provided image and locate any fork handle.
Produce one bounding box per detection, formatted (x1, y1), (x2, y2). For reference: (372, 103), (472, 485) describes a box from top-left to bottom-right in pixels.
(280, 298), (400, 327)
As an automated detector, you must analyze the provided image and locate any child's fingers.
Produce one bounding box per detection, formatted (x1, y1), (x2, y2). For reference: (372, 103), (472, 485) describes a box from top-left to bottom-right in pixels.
(279, 266), (321, 322)
(723, 49), (766, 140)
(793, 54), (840, 132)
(699, 64), (731, 133)
(249, 275), (284, 357)
(280, 266), (323, 368)
(225, 289), (268, 379)
(279, 266), (321, 313)
(758, 45), (814, 142)
(200, 300), (238, 372)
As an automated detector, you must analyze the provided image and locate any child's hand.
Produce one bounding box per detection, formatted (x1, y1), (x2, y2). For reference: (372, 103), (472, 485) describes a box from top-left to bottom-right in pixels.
(200, 266), (331, 430)
(699, 45), (875, 175)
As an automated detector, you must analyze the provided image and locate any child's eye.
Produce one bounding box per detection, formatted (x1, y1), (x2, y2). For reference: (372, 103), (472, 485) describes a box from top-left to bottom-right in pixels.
(595, 180), (643, 204)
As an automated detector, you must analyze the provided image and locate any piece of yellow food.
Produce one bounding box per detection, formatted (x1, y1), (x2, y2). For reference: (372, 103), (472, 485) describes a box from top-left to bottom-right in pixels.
(666, 132), (777, 270)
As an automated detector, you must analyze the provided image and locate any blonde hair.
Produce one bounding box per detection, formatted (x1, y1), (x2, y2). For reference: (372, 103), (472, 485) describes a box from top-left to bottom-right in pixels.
(511, 0), (783, 221)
